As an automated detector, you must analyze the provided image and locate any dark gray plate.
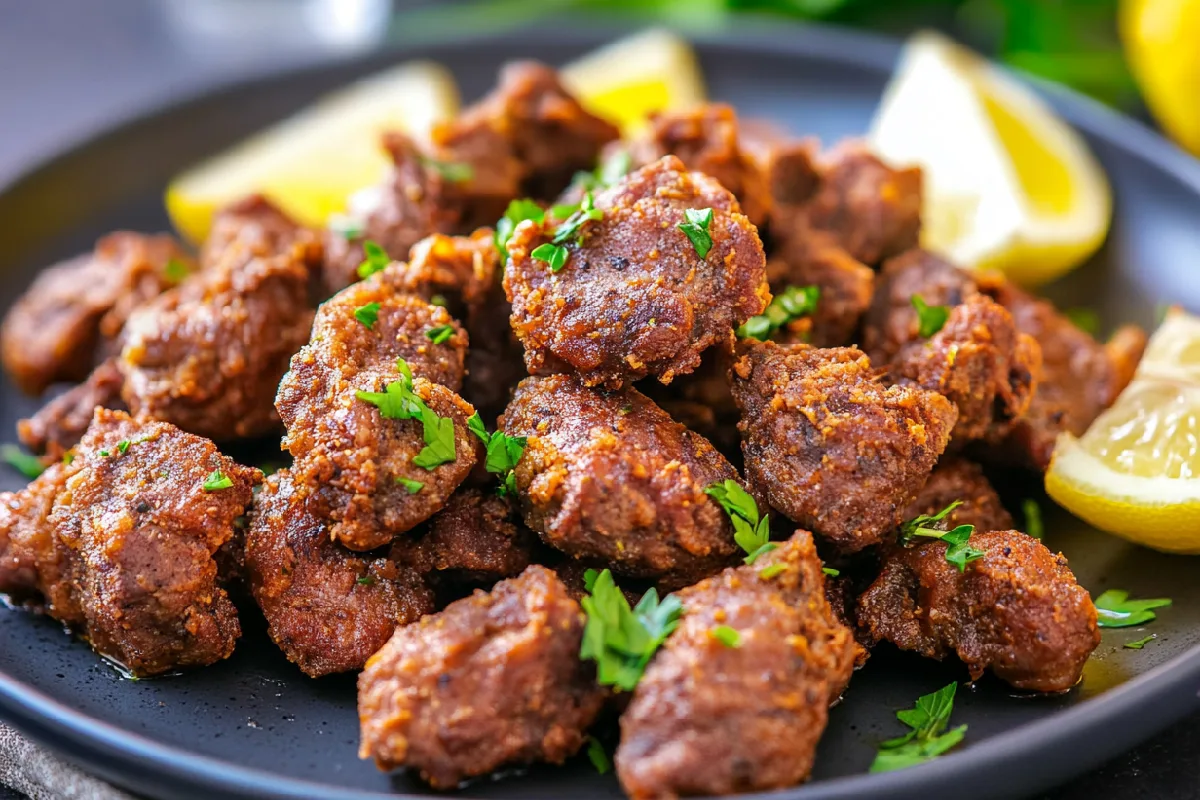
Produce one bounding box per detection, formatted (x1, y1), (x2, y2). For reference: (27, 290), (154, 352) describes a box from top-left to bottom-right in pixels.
(1, 23), (1199, 800)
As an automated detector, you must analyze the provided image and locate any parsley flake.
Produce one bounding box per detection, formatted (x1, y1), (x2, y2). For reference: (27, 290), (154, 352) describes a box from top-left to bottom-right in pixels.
(900, 501), (984, 572)
(98, 450), (111, 458)
(356, 361), (456, 471)
(356, 575), (376, 586)
(871, 682), (967, 772)
(531, 242), (569, 272)
(551, 191), (604, 245)
(396, 477), (424, 494)
(580, 568), (682, 692)
(737, 285), (821, 340)
(586, 737), (611, 775)
(705, 480), (773, 564)
(495, 199), (545, 256)
(62, 452), (75, 466)
(357, 240), (391, 279)
(1022, 498), (1044, 540)
(572, 149), (632, 193)
(466, 412), (527, 496)
(710, 625), (741, 648)
(582, 568), (600, 593)
(1066, 307), (1101, 337)
(1094, 590), (1172, 628)
(164, 258), (191, 284)
(203, 469), (234, 492)
(354, 302), (381, 330)
(911, 294), (951, 338)
(759, 563), (787, 580)
(1124, 634), (1156, 649)
(1, 445), (44, 479)
(822, 566), (841, 577)
(418, 154), (473, 183)
(430, 294), (447, 308)
(117, 440), (131, 455)
(425, 324), (455, 344)
(678, 207), (714, 259)
(412, 413), (457, 469)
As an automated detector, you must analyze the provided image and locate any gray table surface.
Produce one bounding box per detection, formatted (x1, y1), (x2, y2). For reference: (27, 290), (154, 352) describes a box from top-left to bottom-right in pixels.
(1, 1), (1198, 798)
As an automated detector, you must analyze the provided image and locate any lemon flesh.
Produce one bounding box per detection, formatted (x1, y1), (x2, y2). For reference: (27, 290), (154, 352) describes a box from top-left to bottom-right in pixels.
(1046, 309), (1200, 553)
(166, 61), (459, 243)
(869, 31), (1111, 287)
(562, 29), (706, 134)
(1121, 0), (1200, 156)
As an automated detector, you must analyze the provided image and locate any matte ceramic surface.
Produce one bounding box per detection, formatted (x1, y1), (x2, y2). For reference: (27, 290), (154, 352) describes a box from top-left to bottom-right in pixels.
(1, 24), (1199, 800)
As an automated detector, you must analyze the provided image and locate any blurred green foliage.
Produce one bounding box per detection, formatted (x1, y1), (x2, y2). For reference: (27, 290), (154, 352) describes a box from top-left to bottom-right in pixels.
(395, 0), (1137, 108)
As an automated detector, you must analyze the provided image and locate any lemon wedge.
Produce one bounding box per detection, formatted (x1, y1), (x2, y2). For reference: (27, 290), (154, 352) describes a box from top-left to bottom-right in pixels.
(562, 29), (706, 134)
(868, 31), (1111, 287)
(1121, 0), (1200, 156)
(166, 61), (459, 243)
(1046, 309), (1200, 553)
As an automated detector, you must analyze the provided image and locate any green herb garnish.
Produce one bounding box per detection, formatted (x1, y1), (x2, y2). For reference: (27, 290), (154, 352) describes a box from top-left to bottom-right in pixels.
(900, 501), (985, 572)
(1124, 634), (1156, 649)
(494, 199), (545, 257)
(354, 302), (381, 330)
(396, 477), (424, 494)
(1, 445), (44, 479)
(704, 479), (773, 564)
(870, 682), (968, 772)
(430, 294), (447, 308)
(586, 737), (611, 775)
(357, 240), (391, 279)
(117, 440), (131, 455)
(418, 154), (473, 183)
(1094, 590), (1172, 628)
(203, 469), (234, 492)
(327, 214), (364, 240)
(759, 563), (787, 580)
(551, 191), (604, 245)
(1022, 499), (1044, 540)
(411, 413), (457, 469)
(911, 294), (951, 338)
(425, 324), (455, 344)
(356, 575), (376, 586)
(678, 207), (714, 259)
(466, 412), (527, 496)
(572, 148), (632, 193)
(1066, 307), (1101, 337)
(531, 242), (569, 272)
(164, 258), (191, 284)
(580, 568), (682, 692)
(823, 566), (840, 577)
(737, 285), (821, 340)
(710, 625), (741, 648)
(356, 358), (457, 471)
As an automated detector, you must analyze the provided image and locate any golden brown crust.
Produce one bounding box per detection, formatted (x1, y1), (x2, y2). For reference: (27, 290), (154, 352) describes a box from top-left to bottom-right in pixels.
(18, 358), (126, 459)
(899, 457), (1014, 534)
(0, 462), (81, 622)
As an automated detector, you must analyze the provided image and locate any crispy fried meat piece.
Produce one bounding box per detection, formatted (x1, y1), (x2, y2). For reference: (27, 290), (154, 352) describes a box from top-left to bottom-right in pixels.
(2, 232), (191, 395)
(358, 565), (605, 787)
(18, 359), (126, 459)
(730, 341), (956, 553)
(503, 375), (742, 587)
(505, 155), (769, 388)
(900, 457), (1014, 534)
(201, 193), (319, 271)
(858, 529), (1099, 692)
(767, 241), (874, 348)
(245, 470), (435, 677)
(627, 104), (772, 226)
(48, 409), (258, 676)
(616, 531), (857, 799)
(984, 282), (1146, 471)
(0, 462), (81, 621)
(277, 281), (477, 551)
(119, 200), (318, 441)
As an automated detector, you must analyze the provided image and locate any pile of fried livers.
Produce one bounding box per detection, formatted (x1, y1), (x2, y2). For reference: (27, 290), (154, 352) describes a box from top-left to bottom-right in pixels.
(0, 62), (1147, 798)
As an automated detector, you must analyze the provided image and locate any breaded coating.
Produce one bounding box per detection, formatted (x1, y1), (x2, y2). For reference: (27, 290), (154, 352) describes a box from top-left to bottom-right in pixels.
(900, 457), (1014, 534)
(323, 63), (618, 292)
(2, 232), (190, 394)
(0, 463), (81, 623)
(244, 471), (435, 677)
(616, 531), (857, 799)
(201, 193), (319, 272)
(50, 409), (258, 676)
(805, 141), (922, 265)
(730, 341), (956, 553)
(628, 104), (772, 226)
(358, 565), (605, 787)
(18, 358), (126, 459)
(120, 201), (318, 441)
(390, 489), (536, 585)
(984, 282), (1147, 471)
(277, 284), (477, 551)
(858, 530), (1100, 693)
(767, 240), (875, 348)
(503, 375), (742, 587)
(504, 156), (769, 388)
(892, 294), (1042, 442)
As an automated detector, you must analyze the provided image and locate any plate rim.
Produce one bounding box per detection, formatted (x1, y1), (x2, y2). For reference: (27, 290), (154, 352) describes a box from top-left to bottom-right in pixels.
(2, 20), (1200, 800)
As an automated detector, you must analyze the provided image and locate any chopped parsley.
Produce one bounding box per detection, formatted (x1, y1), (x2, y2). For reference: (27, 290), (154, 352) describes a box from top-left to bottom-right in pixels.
(1, 445), (44, 479)
(1022, 498), (1044, 540)
(572, 148), (632, 193)
(354, 302), (381, 330)
(900, 501), (985, 572)
(494, 198), (545, 256)
(396, 477), (424, 494)
(425, 324), (455, 344)
(357, 240), (391, 279)
(586, 737), (611, 775)
(911, 294), (951, 338)
(62, 452), (75, 466)
(356, 575), (376, 586)
(822, 566), (840, 577)
(418, 154), (473, 183)
(870, 682), (968, 772)
(704, 479), (774, 564)
(678, 207), (714, 259)
(551, 191), (604, 245)
(98, 450), (110, 458)
(580, 568), (682, 691)
(1124, 634), (1156, 649)
(203, 469), (234, 492)
(710, 625), (741, 648)
(531, 242), (569, 272)
(759, 563), (787, 580)
(1094, 590), (1172, 628)
(467, 412), (527, 496)
(737, 285), (821, 340)
(164, 258), (191, 284)
(1066, 307), (1101, 337)
(356, 359), (457, 471)
(117, 440), (131, 455)
(430, 294), (447, 308)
